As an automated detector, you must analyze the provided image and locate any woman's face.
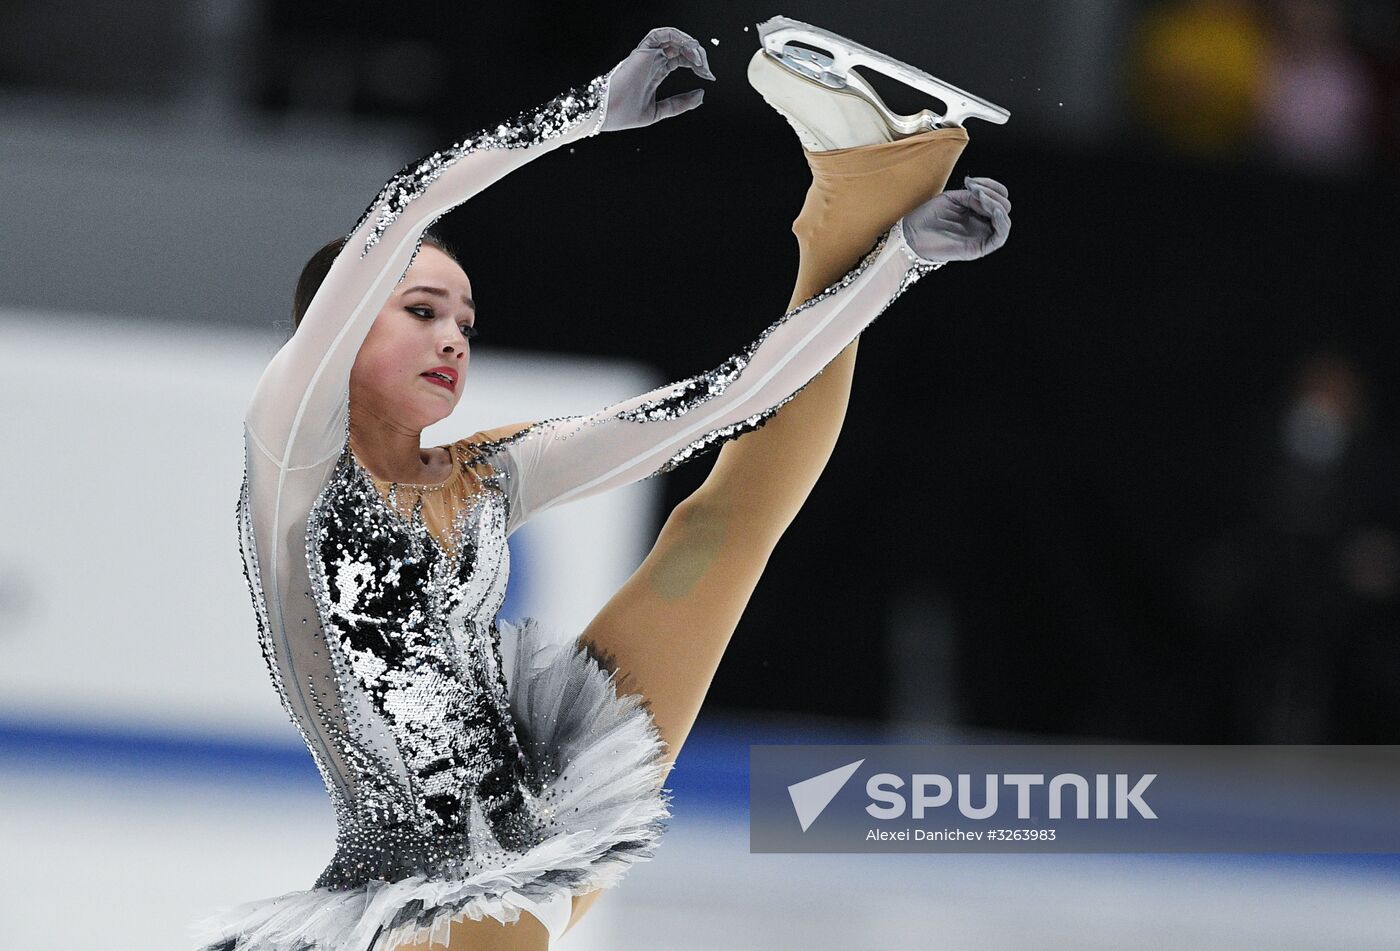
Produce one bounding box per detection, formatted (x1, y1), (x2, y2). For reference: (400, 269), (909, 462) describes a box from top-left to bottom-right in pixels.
(350, 244), (476, 430)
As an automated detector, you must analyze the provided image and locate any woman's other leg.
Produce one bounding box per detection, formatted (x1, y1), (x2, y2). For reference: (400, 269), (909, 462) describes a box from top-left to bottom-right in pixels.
(389, 910), (549, 951)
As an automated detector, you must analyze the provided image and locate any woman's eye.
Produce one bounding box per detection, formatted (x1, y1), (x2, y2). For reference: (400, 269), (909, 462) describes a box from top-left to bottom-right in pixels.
(408, 306), (477, 340)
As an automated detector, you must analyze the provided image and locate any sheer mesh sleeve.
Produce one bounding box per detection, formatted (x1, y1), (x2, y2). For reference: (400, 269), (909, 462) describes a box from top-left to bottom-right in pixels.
(244, 74), (611, 470)
(235, 73), (612, 807)
(477, 222), (946, 537)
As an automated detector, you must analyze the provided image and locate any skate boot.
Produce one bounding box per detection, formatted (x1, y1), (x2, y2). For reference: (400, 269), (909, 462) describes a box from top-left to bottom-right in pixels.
(747, 15), (1010, 151)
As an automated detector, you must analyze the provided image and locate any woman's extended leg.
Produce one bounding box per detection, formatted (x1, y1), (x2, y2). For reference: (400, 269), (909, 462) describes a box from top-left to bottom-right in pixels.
(578, 126), (969, 758)
(562, 128), (968, 933)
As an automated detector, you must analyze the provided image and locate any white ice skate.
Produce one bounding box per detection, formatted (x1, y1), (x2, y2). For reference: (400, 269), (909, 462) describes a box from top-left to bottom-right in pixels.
(749, 15), (1010, 151)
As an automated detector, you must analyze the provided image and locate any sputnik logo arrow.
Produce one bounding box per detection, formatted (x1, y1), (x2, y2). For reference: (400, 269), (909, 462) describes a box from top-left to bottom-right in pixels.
(787, 758), (864, 832)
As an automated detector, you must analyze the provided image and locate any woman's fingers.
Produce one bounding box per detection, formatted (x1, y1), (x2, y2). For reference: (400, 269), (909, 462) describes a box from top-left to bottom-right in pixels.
(964, 175), (1009, 201)
(981, 200), (1011, 252)
(963, 177), (1008, 214)
(637, 27), (716, 81)
(653, 88), (705, 121)
(942, 189), (998, 239)
(681, 38), (716, 80)
(655, 43), (715, 83)
(637, 26), (695, 51)
(964, 176), (1010, 216)
(938, 188), (981, 220)
(965, 179), (1011, 218)
(682, 43), (716, 80)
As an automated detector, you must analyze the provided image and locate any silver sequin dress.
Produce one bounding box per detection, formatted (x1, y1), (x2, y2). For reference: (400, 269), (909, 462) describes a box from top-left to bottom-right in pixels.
(188, 67), (945, 951)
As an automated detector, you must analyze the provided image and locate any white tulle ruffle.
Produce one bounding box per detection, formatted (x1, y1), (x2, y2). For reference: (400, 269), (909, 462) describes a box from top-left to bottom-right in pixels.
(188, 617), (671, 950)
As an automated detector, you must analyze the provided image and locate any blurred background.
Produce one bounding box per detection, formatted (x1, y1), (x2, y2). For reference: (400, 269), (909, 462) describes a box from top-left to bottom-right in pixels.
(2, 1), (1398, 948)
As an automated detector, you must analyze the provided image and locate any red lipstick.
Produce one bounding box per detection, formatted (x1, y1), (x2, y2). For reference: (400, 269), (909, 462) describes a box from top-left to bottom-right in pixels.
(419, 365), (458, 391)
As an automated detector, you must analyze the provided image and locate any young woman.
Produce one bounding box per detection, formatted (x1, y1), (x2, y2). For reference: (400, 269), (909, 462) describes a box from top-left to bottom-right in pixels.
(191, 22), (1010, 951)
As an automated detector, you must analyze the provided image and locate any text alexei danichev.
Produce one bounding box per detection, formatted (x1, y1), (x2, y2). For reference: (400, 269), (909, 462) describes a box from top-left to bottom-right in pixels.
(868, 828), (981, 841)
(865, 827), (1059, 842)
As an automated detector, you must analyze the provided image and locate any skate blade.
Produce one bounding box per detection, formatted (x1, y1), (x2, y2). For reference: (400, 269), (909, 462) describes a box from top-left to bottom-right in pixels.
(756, 14), (1010, 129)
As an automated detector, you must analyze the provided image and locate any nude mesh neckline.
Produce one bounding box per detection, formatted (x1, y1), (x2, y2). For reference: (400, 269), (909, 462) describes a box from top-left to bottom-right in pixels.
(357, 442), (458, 490)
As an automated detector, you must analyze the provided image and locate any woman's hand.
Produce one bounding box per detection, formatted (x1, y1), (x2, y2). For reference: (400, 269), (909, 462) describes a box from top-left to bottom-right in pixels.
(600, 27), (715, 133)
(901, 176), (1011, 262)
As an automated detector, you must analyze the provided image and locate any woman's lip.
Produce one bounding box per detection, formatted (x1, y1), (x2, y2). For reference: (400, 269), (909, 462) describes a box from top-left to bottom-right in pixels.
(420, 374), (455, 392)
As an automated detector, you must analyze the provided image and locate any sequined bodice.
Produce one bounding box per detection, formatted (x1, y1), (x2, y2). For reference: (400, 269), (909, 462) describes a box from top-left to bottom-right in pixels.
(240, 443), (551, 888)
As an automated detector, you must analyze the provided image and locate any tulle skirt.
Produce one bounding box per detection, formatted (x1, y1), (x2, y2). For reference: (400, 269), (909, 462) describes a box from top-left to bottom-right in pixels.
(188, 617), (672, 950)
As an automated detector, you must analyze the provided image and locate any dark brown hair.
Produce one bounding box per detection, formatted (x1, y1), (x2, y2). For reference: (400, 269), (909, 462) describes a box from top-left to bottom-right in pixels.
(291, 228), (462, 333)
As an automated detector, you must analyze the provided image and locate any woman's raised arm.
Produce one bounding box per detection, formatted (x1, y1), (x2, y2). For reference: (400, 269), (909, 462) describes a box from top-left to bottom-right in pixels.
(243, 28), (714, 474)
(242, 80), (605, 472)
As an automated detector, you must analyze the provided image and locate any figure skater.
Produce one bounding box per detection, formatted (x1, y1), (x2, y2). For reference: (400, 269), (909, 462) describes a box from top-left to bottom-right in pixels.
(190, 19), (1010, 951)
